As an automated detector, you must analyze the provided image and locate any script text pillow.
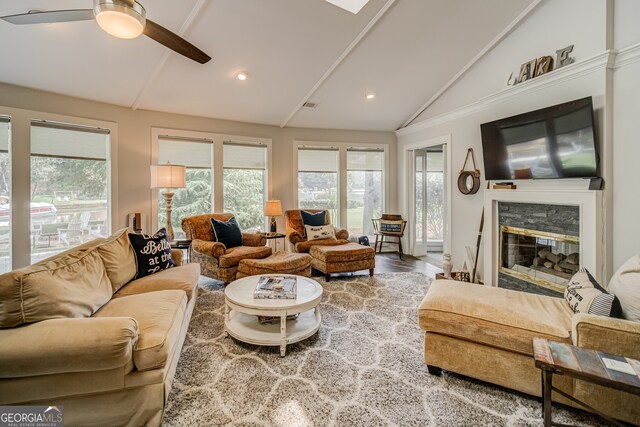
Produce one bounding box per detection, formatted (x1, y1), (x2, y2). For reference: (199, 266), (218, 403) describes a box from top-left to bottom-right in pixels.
(607, 254), (640, 321)
(211, 217), (243, 248)
(128, 228), (176, 279)
(305, 224), (336, 241)
(564, 268), (619, 317)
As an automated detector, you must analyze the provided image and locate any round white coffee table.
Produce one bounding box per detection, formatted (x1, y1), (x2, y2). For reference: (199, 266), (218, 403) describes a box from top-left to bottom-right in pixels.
(224, 274), (323, 356)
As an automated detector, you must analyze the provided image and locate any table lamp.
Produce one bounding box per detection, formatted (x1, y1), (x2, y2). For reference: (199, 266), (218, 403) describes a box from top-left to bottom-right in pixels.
(150, 162), (186, 241)
(264, 200), (282, 233)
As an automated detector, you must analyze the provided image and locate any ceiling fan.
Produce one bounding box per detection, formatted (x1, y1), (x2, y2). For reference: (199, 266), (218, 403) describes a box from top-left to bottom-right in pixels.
(0, 0), (211, 64)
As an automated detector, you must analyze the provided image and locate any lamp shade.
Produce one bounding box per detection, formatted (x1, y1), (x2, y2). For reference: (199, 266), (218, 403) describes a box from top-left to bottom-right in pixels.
(150, 164), (186, 189)
(264, 200), (283, 216)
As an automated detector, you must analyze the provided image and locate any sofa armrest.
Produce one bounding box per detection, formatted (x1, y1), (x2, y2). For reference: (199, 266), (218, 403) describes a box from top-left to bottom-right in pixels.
(286, 228), (304, 245)
(572, 313), (640, 359)
(0, 317), (138, 378)
(242, 233), (266, 247)
(192, 239), (226, 258)
(335, 227), (349, 240)
(171, 249), (183, 266)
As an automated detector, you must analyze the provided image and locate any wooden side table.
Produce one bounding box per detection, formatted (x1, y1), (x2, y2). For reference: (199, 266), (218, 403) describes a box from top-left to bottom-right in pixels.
(265, 232), (286, 252)
(533, 337), (640, 427)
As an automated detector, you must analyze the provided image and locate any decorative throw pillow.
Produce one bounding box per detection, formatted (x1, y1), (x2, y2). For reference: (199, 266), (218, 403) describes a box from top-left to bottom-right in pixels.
(300, 210), (327, 236)
(128, 228), (175, 279)
(564, 268), (619, 317)
(379, 219), (404, 234)
(211, 217), (243, 248)
(607, 254), (640, 322)
(305, 224), (335, 241)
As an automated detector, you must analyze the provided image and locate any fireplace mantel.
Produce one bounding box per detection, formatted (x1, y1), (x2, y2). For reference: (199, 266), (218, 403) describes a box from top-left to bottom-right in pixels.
(483, 189), (604, 288)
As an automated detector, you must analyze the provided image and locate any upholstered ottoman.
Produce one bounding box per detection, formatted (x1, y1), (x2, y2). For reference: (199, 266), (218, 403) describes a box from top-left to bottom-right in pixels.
(236, 251), (312, 278)
(309, 242), (375, 281)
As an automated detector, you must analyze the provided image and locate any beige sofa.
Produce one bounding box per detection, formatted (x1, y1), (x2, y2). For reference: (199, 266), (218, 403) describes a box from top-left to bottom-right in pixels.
(419, 280), (640, 425)
(0, 228), (200, 427)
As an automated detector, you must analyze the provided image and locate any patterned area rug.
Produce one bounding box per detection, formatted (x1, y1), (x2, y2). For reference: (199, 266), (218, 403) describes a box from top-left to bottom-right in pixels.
(163, 272), (601, 426)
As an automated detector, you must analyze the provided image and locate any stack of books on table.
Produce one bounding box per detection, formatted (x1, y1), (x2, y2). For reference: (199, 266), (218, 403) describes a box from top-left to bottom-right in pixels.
(253, 275), (297, 299)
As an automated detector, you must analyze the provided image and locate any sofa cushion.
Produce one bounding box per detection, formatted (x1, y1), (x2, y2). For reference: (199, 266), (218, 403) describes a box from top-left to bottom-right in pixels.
(0, 249), (112, 328)
(419, 280), (574, 355)
(218, 246), (272, 268)
(114, 263), (200, 301)
(97, 227), (137, 293)
(301, 210), (327, 235)
(295, 238), (350, 253)
(607, 254), (640, 322)
(128, 228), (176, 279)
(95, 290), (187, 371)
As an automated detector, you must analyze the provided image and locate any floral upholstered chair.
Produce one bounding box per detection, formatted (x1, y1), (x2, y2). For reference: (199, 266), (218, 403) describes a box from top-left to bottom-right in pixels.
(181, 213), (271, 284)
(284, 209), (349, 253)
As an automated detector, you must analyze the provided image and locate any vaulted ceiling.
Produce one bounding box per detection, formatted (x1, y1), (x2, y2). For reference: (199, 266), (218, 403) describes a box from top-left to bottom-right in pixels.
(0, 0), (535, 131)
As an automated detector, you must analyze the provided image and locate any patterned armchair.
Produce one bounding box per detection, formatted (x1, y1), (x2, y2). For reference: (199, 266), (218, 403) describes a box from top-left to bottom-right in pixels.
(285, 209), (349, 253)
(181, 213), (271, 284)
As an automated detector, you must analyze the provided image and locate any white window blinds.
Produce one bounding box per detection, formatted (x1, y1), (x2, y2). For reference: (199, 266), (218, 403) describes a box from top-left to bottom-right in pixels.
(427, 152), (444, 172)
(346, 149), (383, 171)
(0, 117), (9, 153)
(30, 121), (108, 160)
(158, 136), (213, 168)
(298, 148), (339, 172)
(223, 143), (266, 169)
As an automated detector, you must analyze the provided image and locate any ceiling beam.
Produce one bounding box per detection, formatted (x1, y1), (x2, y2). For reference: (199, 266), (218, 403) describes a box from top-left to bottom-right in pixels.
(279, 0), (397, 128)
(130, 0), (209, 110)
(398, 0), (544, 130)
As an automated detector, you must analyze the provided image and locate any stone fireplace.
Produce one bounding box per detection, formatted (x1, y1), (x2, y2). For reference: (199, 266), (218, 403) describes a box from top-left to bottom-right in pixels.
(484, 189), (603, 296)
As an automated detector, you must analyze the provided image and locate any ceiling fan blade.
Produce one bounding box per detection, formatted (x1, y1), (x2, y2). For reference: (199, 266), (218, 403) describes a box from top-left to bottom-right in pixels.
(143, 19), (211, 64)
(1, 9), (94, 25)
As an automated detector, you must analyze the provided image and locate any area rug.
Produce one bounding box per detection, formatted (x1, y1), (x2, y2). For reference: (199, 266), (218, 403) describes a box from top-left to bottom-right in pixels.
(163, 272), (601, 426)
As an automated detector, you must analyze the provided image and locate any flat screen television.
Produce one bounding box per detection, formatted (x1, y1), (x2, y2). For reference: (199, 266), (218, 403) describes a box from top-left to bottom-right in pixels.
(480, 97), (598, 180)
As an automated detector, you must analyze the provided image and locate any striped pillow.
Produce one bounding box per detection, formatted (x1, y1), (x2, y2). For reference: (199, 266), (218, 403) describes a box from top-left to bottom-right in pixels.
(564, 268), (619, 317)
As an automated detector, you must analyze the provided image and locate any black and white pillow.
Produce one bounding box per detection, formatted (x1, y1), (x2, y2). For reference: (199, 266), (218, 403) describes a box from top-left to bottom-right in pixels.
(564, 268), (621, 317)
(304, 224), (335, 241)
(128, 228), (175, 279)
(301, 210), (327, 237)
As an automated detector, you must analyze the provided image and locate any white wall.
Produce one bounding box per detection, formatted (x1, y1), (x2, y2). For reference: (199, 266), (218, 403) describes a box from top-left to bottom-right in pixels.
(0, 83), (396, 268)
(612, 0), (640, 270)
(396, 0), (640, 279)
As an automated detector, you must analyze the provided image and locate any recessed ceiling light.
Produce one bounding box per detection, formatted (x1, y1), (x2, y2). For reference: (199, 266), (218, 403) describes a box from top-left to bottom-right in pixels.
(235, 71), (248, 81)
(325, 0), (371, 14)
(366, 93), (375, 100)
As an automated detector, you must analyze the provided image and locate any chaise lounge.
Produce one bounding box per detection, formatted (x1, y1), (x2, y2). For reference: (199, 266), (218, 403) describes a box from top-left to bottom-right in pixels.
(419, 279), (640, 425)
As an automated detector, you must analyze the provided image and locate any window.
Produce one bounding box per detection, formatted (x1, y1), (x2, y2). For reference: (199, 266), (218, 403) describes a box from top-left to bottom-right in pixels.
(157, 136), (213, 239)
(347, 149), (383, 237)
(30, 121), (110, 264)
(426, 152), (444, 242)
(0, 117), (11, 274)
(298, 148), (339, 224)
(223, 142), (267, 231)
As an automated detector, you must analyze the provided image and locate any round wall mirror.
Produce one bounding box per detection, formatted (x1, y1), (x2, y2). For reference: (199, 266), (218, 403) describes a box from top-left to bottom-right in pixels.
(458, 171), (480, 195)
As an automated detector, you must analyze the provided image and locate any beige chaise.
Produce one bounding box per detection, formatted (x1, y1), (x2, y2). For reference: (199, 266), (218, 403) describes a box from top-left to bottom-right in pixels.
(0, 228), (200, 427)
(419, 280), (640, 425)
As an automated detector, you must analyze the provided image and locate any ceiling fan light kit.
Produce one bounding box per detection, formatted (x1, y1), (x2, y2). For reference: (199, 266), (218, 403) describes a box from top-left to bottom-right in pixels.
(0, 0), (211, 64)
(94, 0), (145, 39)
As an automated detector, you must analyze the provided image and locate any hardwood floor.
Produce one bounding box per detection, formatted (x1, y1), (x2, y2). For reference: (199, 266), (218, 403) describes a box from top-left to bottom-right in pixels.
(312, 251), (443, 281)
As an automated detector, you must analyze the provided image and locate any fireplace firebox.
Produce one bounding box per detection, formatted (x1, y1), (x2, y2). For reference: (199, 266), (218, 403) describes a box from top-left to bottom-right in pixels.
(499, 225), (579, 293)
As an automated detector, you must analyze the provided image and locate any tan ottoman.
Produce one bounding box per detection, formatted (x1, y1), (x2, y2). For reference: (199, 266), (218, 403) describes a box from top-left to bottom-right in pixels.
(236, 251), (312, 279)
(309, 242), (375, 281)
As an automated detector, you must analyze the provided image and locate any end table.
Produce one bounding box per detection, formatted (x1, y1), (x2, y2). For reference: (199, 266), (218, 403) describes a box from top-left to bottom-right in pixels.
(533, 337), (640, 427)
(170, 240), (192, 263)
